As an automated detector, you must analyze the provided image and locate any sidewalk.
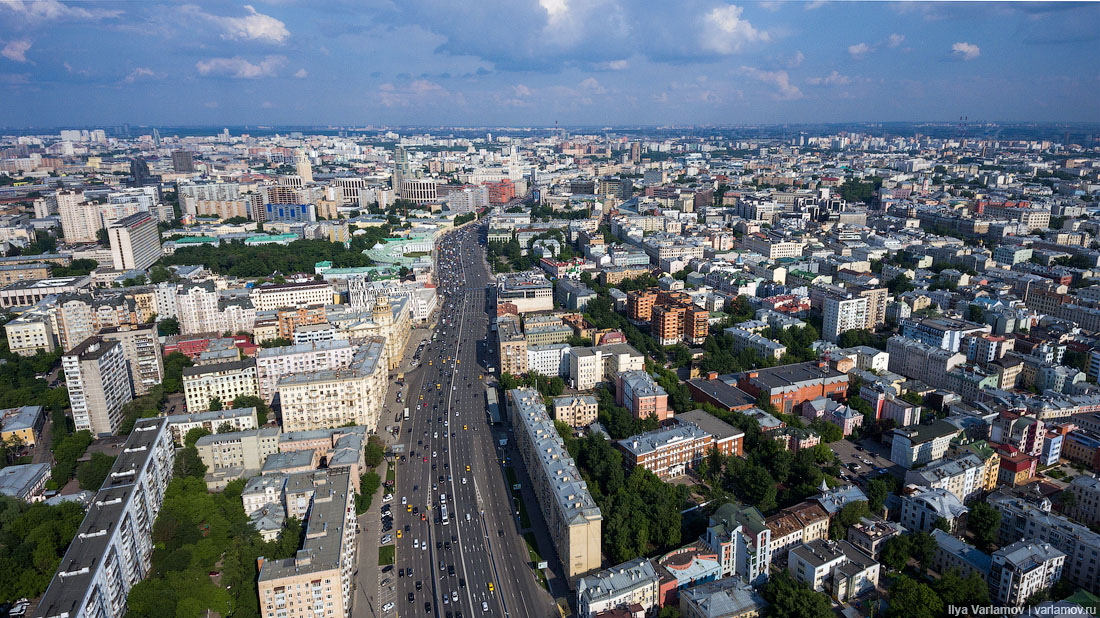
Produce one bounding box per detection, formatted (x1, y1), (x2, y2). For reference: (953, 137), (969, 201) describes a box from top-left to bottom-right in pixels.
(351, 321), (436, 618)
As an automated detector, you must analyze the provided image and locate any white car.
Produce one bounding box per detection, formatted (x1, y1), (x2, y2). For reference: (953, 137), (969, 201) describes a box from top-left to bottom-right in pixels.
(383, 494), (393, 503)
(452, 591), (458, 602)
(414, 539), (419, 548)
(382, 602), (395, 612)
(381, 535), (393, 544)
(402, 496), (407, 505)
(482, 602), (489, 612)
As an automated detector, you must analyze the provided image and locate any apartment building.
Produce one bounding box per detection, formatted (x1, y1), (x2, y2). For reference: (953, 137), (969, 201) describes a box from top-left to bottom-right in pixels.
(889, 420), (964, 468)
(702, 502), (772, 585)
(99, 323), (163, 396)
(0, 276), (92, 309)
(251, 281), (335, 311)
(627, 289), (657, 322)
(788, 540), (880, 603)
(257, 469), (357, 618)
(823, 294), (869, 343)
(34, 418), (174, 618)
(527, 343), (571, 378)
(1063, 475), (1100, 527)
(507, 388), (602, 581)
(989, 541), (1065, 607)
(63, 337), (132, 437)
(552, 395), (599, 428)
(886, 336), (966, 391)
(931, 529), (992, 581)
(677, 409), (745, 457)
(107, 212), (162, 271)
(53, 293), (141, 352)
(165, 407), (258, 445)
(575, 558), (660, 618)
(846, 516), (903, 560)
(989, 490), (1100, 592)
(57, 189), (102, 244)
(4, 307), (56, 356)
(0, 405), (45, 448)
(680, 577), (769, 618)
(724, 327), (787, 360)
(182, 358), (259, 412)
(764, 501), (830, 560)
(900, 316), (991, 353)
(195, 426), (281, 472)
(277, 337), (387, 432)
(904, 454), (986, 504)
(615, 370), (671, 421)
(256, 340), (356, 402)
(742, 233), (804, 260)
(497, 316), (528, 376)
(0, 262), (49, 286)
(900, 488), (968, 534)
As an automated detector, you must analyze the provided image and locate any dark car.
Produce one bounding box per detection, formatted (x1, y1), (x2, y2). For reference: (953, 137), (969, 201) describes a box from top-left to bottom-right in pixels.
(448, 565), (455, 576)
(416, 580), (422, 591)
(425, 602), (432, 614)
(459, 578), (466, 588)
(408, 593), (414, 604)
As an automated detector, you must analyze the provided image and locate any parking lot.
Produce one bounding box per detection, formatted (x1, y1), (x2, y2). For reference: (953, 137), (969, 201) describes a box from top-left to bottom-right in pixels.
(829, 438), (902, 486)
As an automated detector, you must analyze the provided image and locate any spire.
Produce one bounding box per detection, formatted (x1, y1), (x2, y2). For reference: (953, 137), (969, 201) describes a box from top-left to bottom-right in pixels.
(819, 478), (829, 493)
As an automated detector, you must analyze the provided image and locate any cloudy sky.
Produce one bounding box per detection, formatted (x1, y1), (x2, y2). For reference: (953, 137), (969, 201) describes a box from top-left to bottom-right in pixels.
(1, 0), (1097, 127)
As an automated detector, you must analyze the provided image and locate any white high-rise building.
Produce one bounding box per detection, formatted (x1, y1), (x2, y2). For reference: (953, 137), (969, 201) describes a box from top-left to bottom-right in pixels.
(255, 340), (356, 402)
(57, 190), (103, 244)
(63, 336), (133, 437)
(34, 418), (175, 618)
(108, 212), (162, 271)
(295, 150), (313, 184)
(823, 294), (869, 343)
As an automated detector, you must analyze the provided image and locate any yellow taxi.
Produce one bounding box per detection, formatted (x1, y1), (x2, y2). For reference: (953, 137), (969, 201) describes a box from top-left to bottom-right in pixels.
(479, 374), (483, 380)
(396, 530), (402, 539)
(463, 425), (467, 431)
(466, 465), (471, 472)
(429, 360), (433, 366)
(407, 505), (412, 513)
(419, 394), (423, 400)
(487, 583), (494, 594)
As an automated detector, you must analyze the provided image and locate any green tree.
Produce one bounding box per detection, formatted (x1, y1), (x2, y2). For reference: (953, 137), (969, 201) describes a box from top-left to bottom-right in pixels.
(184, 427), (212, 448)
(867, 478), (890, 513)
(967, 501), (1001, 552)
(207, 396), (223, 411)
(364, 435), (385, 468)
(355, 471), (382, 515)
(761, 570), (833, 618)
(173, 446), (207, 479)
(881, 534), (911, 571)
(231, 394), (270, 426)
(934, 567), (990, 607)
(157, 317), (179, 337)
(887, 575), (943, 618)
(887, 274), (915, 295)
(162, 352), (193, 393)
(76, 452), (117, 490)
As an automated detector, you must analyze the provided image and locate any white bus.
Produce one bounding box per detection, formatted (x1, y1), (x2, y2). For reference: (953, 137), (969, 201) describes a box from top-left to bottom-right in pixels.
(440, 504), (450, 525)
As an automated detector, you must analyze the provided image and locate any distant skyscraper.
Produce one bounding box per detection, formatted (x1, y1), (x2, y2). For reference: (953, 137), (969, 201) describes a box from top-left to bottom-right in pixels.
(295, 150), (313, 184)
(393, 146), (410, 198)
(220, 128), (230, 143)
(57, 189), (103, 244)
(129, 157), (155, 187)
(630, 141), (641, 163)
(152, 128), (161, 147)
(171, 150), (194, 173)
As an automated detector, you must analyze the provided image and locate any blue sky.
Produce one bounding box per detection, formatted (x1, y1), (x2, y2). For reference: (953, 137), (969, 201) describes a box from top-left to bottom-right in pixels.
(1, 0), (1097, 127)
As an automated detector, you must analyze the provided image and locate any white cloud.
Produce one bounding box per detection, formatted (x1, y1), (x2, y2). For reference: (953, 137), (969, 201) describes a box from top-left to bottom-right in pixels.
(887, 33), (905, 48)
(701, 5), (769, 54)
(0, 0), (121, 22)
(807, 70), (851, 86)
(758, 1), (783, 12)
(804, 0), (827, 10)
(203, 101), (218, 108)
(124, 67), (156, 83)
(378, 79), (448, 107)
(181, 4), (289, 44)
(1, 39), (30, 63)
(952, 41), (980, 60)
(196, 56), (286, 79)
(848, 42), (871, 58)
(513, 84), (533, 97)
(740, 66), (802, 100)
(262, 101), (275, 108)
(293, 68), (308, 78)
(604, 59), (629, 70)
(787, 51), (805, 68)
(578, 77), (606, 94)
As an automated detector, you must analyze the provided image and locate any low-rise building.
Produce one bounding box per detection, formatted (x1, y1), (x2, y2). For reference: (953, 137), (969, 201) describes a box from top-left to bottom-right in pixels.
(0, 405), (45, 447)
(990, 541), (1066, 607)
(900, 488), (968, 534)
(576, 558), (660, 618)
(183, 358), (259, 412)
(0, 462), (51, 502)
(615, 370), (671, 422)
(553, 395), (599, 428)
(846, 516), (903, 560)
(165, 407), (260, 445)
(788, 539), (880, 602)
(702, 502), (772, 585)
(680, 577), (768, 618)
(889, 420), (963, 469)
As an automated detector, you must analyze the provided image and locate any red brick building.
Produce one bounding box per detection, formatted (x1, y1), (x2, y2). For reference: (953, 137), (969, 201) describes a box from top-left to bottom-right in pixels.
(735, 361), (849, 414)
(485, 179), (515, 204)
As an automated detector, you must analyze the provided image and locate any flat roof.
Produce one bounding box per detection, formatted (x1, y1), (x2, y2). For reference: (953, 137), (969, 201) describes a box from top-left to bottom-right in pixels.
(676, 409), (745, 441)
(257, 469), (353, 582)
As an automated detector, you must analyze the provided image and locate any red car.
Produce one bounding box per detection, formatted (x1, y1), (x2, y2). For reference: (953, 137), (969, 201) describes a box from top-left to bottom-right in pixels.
(423, 456), (428, 462)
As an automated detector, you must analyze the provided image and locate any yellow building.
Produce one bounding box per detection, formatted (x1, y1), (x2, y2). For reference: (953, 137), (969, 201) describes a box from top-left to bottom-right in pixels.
(0, 405), (45, 447)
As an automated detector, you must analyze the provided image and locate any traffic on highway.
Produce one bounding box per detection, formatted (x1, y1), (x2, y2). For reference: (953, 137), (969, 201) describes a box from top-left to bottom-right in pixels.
(382, 224), (556, 618)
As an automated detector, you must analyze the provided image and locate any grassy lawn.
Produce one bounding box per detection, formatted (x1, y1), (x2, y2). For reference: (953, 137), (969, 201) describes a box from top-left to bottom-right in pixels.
(378, 545), (395, 566)
(513, 491), (532, 529)
(523, 533), (549, 591)
(386, 463), (395, 483)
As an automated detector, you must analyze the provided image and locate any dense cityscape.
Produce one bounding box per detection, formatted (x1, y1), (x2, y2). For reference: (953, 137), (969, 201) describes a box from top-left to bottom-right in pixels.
(1, 2), (1099, 618)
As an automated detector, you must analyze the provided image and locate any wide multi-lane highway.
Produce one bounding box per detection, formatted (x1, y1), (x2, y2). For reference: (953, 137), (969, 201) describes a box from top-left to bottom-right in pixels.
(388, 224), (556, 618)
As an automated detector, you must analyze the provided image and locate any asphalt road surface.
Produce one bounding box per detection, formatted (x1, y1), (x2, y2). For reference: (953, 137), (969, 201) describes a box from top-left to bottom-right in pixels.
(389, 224), (557, 618)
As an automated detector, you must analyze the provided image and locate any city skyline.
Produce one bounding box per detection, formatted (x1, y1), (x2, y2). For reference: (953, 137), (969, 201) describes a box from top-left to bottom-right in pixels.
(1, 0), (1098, 127)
